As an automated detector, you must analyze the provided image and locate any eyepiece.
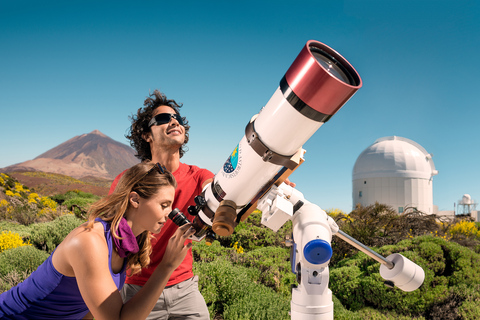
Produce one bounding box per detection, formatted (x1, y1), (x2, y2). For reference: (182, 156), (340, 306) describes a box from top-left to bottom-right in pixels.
(168, 208), (211, 239)
(168, 208), (190, 226)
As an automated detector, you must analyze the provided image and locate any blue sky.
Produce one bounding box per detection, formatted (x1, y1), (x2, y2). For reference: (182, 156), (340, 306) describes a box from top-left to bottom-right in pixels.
(1, 0), (479, 213)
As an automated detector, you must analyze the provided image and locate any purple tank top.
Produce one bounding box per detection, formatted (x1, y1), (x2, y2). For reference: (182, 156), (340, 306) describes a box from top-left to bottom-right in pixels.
(0, 218), (126, 319)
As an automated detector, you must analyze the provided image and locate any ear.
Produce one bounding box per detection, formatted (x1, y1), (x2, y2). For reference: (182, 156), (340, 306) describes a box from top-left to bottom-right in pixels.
(129, 192), (140, 208)
(142, 132), (153, 143)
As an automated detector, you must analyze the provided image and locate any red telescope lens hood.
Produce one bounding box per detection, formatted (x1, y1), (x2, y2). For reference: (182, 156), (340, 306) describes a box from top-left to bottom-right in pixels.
(284, 40), (362, 118)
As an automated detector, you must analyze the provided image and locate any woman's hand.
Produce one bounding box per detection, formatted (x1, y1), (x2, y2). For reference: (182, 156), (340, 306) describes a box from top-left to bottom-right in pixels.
(118, 224), (196, 320)
(161, 224), (196, 271)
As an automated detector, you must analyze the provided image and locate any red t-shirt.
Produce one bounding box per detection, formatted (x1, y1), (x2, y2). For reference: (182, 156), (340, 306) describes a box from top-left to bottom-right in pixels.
(109, 162), (214, 286)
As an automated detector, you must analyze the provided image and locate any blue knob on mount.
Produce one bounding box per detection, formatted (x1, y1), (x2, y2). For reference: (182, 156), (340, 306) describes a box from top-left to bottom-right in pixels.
(303, 239), (332, 264)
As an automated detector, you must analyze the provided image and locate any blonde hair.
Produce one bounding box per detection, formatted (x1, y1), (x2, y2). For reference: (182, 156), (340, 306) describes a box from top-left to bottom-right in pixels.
(86, 162), (176, 275)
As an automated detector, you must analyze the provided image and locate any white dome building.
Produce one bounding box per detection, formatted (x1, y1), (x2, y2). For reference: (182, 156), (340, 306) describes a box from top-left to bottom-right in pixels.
(352, 136), (438, 214)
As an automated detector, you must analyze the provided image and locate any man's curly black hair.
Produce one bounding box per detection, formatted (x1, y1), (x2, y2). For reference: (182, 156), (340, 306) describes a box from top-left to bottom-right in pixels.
(126, 90), (190, 161)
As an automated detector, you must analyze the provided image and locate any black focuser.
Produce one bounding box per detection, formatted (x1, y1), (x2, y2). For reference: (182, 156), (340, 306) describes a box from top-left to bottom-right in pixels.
(187, 195), (207, 216)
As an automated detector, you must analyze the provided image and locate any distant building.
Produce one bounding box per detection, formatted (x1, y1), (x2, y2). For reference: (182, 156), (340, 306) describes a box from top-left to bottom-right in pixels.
(352, 136), (438, 214)
(455, 194), (479, 222)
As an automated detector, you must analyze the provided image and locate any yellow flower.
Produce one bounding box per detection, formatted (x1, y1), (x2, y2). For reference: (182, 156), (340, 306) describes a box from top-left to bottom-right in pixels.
(28, 193), (40, 202)
(0, 231), (31, 253)
(449, 220), (480, 238)
(14, 182), (24, 193)
(40, 197), (57, 210)
(232, 241), (244, 254)
(5, 190), (14, 197)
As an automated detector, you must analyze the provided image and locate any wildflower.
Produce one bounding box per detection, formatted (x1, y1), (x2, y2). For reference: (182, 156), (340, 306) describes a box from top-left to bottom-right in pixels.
(5, 190), (14, 197)
(0, 231), (31, 253)
(40, 197), (57, 211)
(14, 182), (24, 193)
(232, 241), (244, 254)
(449, 220), (480, 238)
(38, 208), (53, 217)
(28, 193), (40, 204)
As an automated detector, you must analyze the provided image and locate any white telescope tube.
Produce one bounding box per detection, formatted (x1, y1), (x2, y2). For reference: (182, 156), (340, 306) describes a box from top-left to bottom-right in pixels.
(200, 40), (362, 236)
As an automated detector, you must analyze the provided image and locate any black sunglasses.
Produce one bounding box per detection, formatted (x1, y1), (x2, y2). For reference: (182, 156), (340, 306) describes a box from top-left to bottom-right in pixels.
(148, 113), (184, 127)
(140, 163), (166, 181)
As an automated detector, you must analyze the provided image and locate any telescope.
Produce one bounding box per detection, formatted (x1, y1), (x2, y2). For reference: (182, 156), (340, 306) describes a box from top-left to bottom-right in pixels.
(185, 40), (361, 238)
(169, 40), (425, 319)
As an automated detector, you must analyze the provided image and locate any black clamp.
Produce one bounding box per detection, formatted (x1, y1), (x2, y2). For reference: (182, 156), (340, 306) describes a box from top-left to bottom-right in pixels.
(245, 120), (298, 170)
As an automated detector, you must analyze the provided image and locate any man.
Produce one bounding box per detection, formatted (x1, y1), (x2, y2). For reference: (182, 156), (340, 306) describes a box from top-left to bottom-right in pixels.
(109, 90), (213, 319)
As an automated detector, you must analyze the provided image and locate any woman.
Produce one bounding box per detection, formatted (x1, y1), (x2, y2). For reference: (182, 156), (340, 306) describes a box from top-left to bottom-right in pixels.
(0, 162), (195, 320)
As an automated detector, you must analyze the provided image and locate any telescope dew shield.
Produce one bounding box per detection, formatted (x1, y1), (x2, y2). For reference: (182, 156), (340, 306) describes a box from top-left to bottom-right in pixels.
(204, 40), (362, 236)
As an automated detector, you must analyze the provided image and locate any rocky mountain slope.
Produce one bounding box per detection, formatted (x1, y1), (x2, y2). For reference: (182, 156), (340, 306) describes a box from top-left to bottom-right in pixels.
(1, 130), (139, 180)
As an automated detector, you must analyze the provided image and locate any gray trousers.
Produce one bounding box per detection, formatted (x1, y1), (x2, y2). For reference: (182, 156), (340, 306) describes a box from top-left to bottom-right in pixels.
(121, 276), (210, 320)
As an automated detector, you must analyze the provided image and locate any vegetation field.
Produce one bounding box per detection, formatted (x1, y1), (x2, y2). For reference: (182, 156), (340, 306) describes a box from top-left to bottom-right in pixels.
(1, 172), (479, 319)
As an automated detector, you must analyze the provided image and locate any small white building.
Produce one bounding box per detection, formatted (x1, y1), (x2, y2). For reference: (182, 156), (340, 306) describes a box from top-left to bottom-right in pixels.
(456, 194), (479, 221)
(352, 136), (438, 214)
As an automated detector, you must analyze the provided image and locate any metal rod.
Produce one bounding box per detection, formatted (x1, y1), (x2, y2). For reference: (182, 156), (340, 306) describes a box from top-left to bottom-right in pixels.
(334, 230), (394, 269)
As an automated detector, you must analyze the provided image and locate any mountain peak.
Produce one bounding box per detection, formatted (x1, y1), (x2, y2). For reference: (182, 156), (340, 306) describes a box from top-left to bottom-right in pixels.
(90, 129), (107, 137)
(1, 131), (140, 179)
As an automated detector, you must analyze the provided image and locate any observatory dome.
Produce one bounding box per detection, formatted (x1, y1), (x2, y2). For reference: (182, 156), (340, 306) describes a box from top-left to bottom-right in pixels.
(353, 136), (437, 181)
(461, 194), (472, 204)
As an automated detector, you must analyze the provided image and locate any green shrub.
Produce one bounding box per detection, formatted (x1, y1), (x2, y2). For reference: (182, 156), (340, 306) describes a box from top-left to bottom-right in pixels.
(51, 190), (99, 219)
(0, 270), (31, 293)
(28, 214), (84, 253)
(232, 246), (295, 296)
(194, 258), (290, 320)
(0, 220), (31, 238)
(330, 264), (364, 310)
(219, 210), (292, 251)
(192, 240), (233, 263)
(456, 284), (480, 320)
(193, 240), (295, 297)
(222, 286), (290, 320)
(353, 307), (426, 320)
(0, 245), (49, 277)
(329, 235), (480, 318)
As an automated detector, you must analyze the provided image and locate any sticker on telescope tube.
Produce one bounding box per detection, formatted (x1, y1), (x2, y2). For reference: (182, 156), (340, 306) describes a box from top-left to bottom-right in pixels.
(222, 144), (242, 178)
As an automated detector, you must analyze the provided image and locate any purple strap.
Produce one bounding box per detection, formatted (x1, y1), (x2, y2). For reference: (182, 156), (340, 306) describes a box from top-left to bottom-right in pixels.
(113, 217), (139, 258)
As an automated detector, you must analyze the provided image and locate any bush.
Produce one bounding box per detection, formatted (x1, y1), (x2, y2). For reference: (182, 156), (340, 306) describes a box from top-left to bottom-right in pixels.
(218, 210), (292, 251)
(0, 221), (31, 239)
(192, 239), (233, 263)
(456, 284), (480, 320)
(194, 258), (290, 320)
(0, 231), (31, 253)
(232, 246), (295, 296)
(0, 270), (31, 293)
(330, 203), (443, 266)
(28, 214), (84, 253)
(0, 245), (49, 277)
(193, 239), (295, 297)
(51, 190), (99, 219)
(329, 235), (480, 318)
(0, 174), (68, 225)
